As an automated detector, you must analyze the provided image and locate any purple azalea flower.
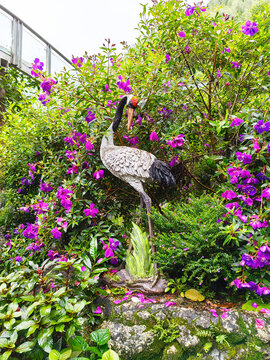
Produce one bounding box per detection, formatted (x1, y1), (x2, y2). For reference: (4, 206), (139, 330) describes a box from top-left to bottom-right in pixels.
(167, 134), (185, 148)
(51, 228), (62, 239)
(47, 250), (60, 260)
(217, 70), (221, 78)
(40, 78), (56, 95)
(116, 76), (132, 93)
(40, 181), (53, 192)
(150, 131), (160, 142)
(93, 307), (102, 314)
(184, 45), (191, 54)
(15, 256), (23, 263)
(243, 185), (257, 196)
(84, 203), (99, 218)
(169, 154), (179, 167)
(235, 152), (252, 164)
(224, 47), (230, 53)
(226, 202), (240, 210)
(222, 190), (237, 200)
(231, 61), (241, 69)
(158, 107), (173, 119)
(81, 266), (86, 272)
(178, 31), (186, 38)
(38, 93), (50, 105)
(31, 58), (44, 77)
(242, 21), (259, 36)
(104, 247), (114, 258)
(86, 141), (95, 152)
(22, 223), (39, 239)
(230, 118), (243, 127)
(85, 109), (96, 123)
(165, 54), (170, 63)
(93, 170), (104, 180)
(261, 188), (270, 201)
(165, 301), (176, 307)
(72, 56), (84, 67)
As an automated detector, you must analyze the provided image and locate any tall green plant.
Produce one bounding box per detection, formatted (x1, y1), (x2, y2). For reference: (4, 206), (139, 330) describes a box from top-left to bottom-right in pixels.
(126, 223), (154, 278)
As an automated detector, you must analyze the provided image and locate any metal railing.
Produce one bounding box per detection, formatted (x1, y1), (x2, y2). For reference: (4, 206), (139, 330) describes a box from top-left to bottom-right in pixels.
(0, 4), (72, 75)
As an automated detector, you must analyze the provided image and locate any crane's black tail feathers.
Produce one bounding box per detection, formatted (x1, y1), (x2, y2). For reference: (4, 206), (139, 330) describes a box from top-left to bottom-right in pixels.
(150, 159), (176, 187)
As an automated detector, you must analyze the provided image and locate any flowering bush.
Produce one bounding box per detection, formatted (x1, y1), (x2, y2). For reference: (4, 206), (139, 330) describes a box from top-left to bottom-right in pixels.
(0, 1), (269, 345)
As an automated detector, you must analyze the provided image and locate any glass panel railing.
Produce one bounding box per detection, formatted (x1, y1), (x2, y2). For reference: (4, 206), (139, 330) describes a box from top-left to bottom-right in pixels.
(21, 26), (47, 72)
(0, 9), (12, 54)
(51, 50), (72, 75)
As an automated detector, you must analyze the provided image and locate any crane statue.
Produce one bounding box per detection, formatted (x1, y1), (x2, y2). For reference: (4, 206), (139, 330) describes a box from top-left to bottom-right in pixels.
(100, 95), (176, 285)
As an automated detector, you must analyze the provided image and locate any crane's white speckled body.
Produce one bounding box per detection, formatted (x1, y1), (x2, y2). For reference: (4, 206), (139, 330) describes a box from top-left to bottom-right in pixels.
(100, 123), (156, 193)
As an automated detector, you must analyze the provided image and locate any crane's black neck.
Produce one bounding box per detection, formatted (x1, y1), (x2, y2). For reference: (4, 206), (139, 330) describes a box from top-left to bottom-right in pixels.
(112, 96), (127, 132)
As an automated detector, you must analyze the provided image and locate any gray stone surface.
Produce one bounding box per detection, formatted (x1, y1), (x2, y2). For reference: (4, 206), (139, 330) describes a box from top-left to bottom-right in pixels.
(177, 325), (200, 347)
(98, 298), (270, 360)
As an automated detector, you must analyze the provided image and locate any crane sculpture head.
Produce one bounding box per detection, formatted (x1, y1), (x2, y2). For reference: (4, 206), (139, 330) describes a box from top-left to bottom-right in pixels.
(112, 95), (139, 133)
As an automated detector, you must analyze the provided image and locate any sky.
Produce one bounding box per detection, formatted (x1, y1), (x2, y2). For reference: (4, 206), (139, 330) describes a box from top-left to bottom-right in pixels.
(0, 0), (209, 61)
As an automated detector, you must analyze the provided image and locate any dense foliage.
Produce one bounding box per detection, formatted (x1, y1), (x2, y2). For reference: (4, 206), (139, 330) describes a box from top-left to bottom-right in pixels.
(0, 0), (270, 358)
(152, 195), (237, 297)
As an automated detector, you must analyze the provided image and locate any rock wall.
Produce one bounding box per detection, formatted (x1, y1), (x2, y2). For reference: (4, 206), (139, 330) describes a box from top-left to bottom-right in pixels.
(99, 297), (270, 360)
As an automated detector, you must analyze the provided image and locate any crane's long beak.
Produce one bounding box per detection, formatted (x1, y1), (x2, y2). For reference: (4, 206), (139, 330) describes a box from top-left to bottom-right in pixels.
(127, 108), (135, 130)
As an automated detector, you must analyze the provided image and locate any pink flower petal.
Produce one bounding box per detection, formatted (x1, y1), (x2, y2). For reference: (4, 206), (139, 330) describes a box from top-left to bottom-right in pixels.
(165, 301), (176, 308)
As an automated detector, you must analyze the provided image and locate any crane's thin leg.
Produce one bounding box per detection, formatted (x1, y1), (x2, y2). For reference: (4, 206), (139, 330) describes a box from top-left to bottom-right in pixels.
(135, 194), (145, 225)
(140, 192), (159, 287)
(128, 179), (159, 287)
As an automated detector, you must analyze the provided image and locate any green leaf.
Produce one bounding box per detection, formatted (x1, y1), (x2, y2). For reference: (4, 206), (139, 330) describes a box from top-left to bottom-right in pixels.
(55, 324), (65, 332)
(89, 237), (98, 259)
(27, 324), (39, 337)
(16, 340), (36, 353)
(102, 349), (119, 360)
(57, 315), (73, 323)
(49, 349), (60, 360)
(83, 256), (92, 269)
(40, 305), (52, 317)
(38, 327), (54, 353)
(68, 336), (88, 351)
(53, 287), (67, 298)
(1, 350), (12, 360)
(73, 300), (87, 313)
(0, 337), (9, 348)
(59, 348), (72, 360)
(90, 329), (110, 346)
(15, 320), (36, 331)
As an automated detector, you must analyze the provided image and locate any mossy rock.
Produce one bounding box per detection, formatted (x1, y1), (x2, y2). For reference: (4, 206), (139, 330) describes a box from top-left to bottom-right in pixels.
(162, 342), (184, 360)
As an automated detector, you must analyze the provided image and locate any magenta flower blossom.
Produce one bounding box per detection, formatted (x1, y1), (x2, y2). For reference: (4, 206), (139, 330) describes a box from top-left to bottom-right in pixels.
(40, 78), (56, 94)
(51, 228), (62, 239)
(178, 31), (186, 38)
(222, 190), (237, 200)
(255, 319), (264, 329)
(72, 56), (84, 67)
(167, 134), (185, 148)
(184, 45), (191, 54)
(15, 256), (22, 263)
(253, 140), (260, 151)
(40, 181), (53, 192)
(224, 47), (230, 53)
(165, 301), (176, 308)
(242, 21), (259, 36)
(235, 152), (252, 164)
(31, 58), (44, 77)
(261, 188), (270, 201)
(85, 109), (96, 123)
(38, 93), (50, 105)
(93, 170), (104, 180)
(210, 309), (218, 317)
(81, 266), (86, 272)
(231, 61), (241, 69)
(150, 131), (160, 142)
(83, 203), (99, 217)
(169, 154), (179, 167)
(86, 141), (95, 152)
(217, 70), (221, 78)
(23, 223), (39, 239)
(165, 54), (170, 63)
(116, 76), (132, 93)
(185, 5), (206, 16)
(93, 307), (102, 314)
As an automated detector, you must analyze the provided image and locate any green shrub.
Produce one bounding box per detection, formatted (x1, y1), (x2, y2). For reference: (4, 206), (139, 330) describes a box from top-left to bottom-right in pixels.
(152, 195), (237, 294)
